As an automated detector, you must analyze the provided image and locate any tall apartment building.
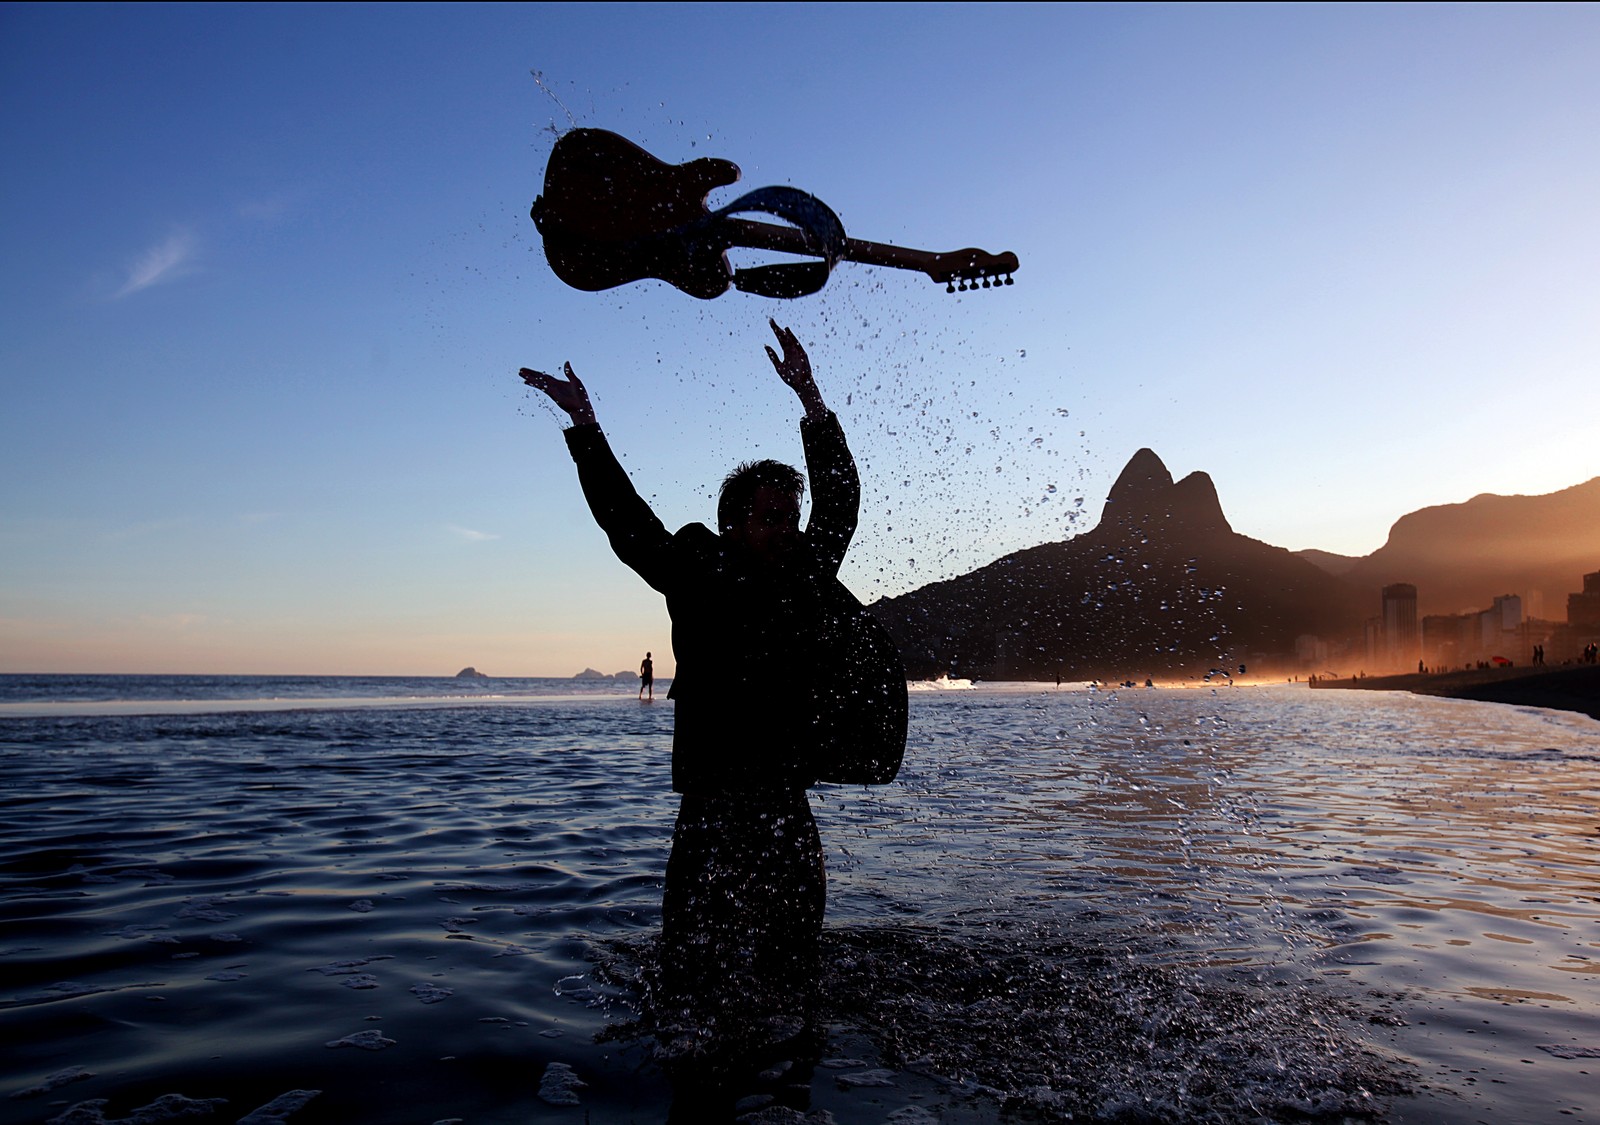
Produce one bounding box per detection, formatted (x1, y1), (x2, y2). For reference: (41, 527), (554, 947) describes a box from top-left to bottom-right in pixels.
(1569, 570), (1600, 631)
(1382, 583), (1418, 670)
(1480, 594), (1521, 656)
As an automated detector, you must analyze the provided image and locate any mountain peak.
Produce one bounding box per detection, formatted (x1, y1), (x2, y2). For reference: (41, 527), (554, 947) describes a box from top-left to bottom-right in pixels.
(1105, 448), (1174, 504)
(1099, 449), (1231, 537)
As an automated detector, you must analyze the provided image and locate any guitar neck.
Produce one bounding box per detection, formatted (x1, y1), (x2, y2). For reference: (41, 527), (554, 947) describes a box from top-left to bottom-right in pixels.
(721, 218), (1016, 287)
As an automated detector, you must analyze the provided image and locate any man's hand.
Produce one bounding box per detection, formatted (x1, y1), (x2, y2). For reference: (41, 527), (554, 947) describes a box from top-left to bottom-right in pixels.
(764, 319), (826, 419)
(520, 362), (597, 427)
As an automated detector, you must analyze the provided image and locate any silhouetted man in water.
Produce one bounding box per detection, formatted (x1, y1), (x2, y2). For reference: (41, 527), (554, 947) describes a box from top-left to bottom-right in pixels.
(520, 320), (855, 1044)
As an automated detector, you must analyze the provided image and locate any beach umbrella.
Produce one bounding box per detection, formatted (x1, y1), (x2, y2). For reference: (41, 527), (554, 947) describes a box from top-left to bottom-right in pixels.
(1490, 655), (1512, 666)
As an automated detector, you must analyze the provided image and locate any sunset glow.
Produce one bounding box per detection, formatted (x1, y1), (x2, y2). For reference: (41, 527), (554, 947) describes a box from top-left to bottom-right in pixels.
(3, 4), (1597, 675)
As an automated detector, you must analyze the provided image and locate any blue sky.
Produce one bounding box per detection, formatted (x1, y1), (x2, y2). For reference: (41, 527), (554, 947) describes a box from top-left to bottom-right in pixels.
(3, 3), (1597, 676)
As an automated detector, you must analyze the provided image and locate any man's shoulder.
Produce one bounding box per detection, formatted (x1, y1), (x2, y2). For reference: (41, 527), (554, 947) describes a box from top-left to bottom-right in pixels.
(673, 522), (721, 554)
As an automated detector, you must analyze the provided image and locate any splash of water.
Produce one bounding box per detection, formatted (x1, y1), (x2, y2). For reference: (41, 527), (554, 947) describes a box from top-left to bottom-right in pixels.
(529, 69), (579, 136)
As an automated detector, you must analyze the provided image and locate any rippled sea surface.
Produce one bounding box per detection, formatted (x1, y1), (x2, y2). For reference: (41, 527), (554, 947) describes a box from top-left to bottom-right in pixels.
(1, 677), (1596, 1124)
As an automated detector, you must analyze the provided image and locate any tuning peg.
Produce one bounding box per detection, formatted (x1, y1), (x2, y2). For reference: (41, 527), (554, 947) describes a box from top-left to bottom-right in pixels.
(946, 281), (956, 294)
(981, 276), (992, 288)
(1004, 274), (1014, 285)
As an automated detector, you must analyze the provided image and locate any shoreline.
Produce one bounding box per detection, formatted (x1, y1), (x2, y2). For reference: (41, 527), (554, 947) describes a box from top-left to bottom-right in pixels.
(1310, 662), (1600, 721)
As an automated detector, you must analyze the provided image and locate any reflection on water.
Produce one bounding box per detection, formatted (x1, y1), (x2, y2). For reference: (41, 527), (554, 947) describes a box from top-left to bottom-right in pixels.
(831, 686), (1599, 1123)
(0, 685), (1596, 1123)
(831, 687), (1597, 946)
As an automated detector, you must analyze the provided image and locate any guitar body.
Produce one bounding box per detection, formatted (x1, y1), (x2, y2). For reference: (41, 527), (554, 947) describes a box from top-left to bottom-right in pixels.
(532, 128), (1018, 298)
(532, 128), (742, 299)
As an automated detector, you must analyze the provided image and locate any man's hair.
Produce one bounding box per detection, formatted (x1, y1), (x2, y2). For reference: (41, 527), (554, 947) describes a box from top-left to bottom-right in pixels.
(718, 459), (804, 534)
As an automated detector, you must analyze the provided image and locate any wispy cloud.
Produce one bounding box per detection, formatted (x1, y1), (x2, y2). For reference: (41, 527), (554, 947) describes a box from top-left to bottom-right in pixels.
(113, 229), (198, 299)
(240, 182), (317, 221)
(238, 195), (297, 222)
(447, 524), (500, 542)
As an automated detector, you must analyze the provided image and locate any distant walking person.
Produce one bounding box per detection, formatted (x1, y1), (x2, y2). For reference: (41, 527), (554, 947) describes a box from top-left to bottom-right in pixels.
(639, 652), (654, 701)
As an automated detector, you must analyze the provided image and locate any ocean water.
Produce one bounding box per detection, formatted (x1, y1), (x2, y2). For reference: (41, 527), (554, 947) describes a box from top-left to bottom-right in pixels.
(1, 676), (1596, 1124)
(0, 673), (651, 714)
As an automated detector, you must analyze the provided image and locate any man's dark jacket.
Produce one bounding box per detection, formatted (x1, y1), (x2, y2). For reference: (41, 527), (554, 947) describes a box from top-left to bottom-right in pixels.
(563, 412), (861, 795)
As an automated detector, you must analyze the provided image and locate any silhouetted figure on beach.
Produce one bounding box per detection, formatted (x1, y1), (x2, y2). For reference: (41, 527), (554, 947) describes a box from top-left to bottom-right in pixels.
(640, 652), (654, 701)
(521, 320), (866, 1071)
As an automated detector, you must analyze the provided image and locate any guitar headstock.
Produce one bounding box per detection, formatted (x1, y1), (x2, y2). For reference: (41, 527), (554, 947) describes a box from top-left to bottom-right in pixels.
(927, 249), (1019, 292)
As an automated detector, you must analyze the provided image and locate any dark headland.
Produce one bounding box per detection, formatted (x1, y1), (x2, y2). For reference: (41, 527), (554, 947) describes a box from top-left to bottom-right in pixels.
(1312, 664), (1600, 722)
(870, 448), (1369, 681)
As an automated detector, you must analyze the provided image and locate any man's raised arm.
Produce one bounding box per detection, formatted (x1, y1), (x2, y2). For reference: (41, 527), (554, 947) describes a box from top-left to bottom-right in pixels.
(764, 320), (859, 572)
(519, 363), (674, 590)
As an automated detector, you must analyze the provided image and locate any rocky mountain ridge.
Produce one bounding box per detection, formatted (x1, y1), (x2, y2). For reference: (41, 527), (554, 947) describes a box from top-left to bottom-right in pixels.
(1310, 476), (1600, 618)
(868, 451), (1599, 680)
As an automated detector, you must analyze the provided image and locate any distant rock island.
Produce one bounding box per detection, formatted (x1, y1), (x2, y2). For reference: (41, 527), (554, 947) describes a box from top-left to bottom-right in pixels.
(455, 667), (489, 679)
(572, 668), (638, 681)
(868, 450), (1600, 682)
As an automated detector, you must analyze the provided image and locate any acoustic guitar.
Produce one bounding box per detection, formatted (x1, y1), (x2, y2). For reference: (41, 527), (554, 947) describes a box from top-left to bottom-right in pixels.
(531, 128), (1019, 299)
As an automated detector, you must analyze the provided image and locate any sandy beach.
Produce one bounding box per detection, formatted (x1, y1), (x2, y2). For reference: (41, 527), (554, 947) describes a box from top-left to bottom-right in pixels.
(1311, 663), (1600, 721)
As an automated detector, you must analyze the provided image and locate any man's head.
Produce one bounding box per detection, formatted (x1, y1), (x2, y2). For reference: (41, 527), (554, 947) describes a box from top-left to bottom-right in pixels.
(719, 459), (804, 561)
